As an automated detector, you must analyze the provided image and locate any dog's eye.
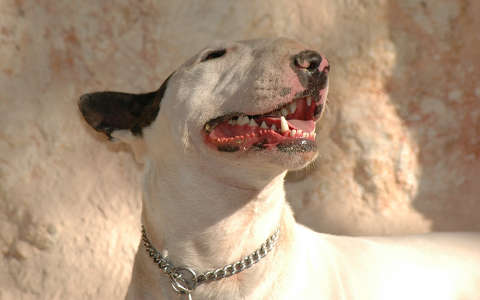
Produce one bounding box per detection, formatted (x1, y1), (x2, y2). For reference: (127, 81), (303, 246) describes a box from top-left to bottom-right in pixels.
(201, 49), (227, 62)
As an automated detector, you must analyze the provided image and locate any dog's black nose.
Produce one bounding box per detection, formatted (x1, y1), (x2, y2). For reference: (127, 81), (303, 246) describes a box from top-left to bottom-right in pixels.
(292, 50), (323, 72)
(291, 50), (329, 102)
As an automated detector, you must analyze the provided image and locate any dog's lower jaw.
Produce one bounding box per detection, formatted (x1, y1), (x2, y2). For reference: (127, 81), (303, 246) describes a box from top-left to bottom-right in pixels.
(126, 161), (298, 299)
(207, 147), (318, 173)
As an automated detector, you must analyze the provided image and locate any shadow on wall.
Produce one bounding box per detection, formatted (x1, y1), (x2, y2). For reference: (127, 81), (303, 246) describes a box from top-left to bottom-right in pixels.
(386, 1), (480, 231)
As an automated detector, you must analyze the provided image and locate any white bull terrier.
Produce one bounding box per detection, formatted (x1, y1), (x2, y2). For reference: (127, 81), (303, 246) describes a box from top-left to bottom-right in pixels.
(79, 38), (480, 300)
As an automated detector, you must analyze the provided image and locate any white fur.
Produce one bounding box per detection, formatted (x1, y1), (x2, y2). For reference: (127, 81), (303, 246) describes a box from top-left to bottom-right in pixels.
(114, 38), (480, 300)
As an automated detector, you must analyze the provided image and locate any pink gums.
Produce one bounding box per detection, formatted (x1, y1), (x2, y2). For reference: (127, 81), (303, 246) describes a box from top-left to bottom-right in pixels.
(205, 97), (317, 150)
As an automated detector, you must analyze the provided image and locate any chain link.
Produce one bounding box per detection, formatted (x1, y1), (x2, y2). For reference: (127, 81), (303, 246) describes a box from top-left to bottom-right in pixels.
(142, 226), (280, 295)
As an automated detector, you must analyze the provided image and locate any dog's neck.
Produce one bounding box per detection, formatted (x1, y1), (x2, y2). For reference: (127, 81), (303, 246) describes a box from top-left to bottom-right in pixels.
(137, 156), (296, 297)
(142, 156), (290, 267)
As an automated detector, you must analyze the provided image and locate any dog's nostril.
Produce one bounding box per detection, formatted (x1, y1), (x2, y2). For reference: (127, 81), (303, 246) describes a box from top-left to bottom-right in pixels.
(293, 50), (322, 72)
(306, 57), (320, 71)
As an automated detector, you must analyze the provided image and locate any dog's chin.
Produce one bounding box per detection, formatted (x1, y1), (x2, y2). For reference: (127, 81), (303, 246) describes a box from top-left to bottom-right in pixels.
(259, 147), (318, 170)
(246, 137), (318, 168)
(202, 138), (318, 171)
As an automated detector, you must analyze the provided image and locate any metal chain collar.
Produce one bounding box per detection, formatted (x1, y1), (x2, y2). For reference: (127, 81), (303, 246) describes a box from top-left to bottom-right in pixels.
(141, 225), (280, 298)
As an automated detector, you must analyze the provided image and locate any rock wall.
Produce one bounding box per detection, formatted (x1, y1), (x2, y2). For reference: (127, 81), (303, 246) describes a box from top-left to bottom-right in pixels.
(0, 0), (478, 299)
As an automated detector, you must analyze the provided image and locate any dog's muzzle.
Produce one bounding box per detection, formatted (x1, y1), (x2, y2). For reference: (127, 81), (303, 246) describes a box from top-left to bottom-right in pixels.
(203, 52), (329, 153)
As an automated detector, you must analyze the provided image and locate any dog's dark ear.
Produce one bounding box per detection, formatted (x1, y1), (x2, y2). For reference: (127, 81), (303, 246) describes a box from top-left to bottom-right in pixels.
(78, 74), (171, 139)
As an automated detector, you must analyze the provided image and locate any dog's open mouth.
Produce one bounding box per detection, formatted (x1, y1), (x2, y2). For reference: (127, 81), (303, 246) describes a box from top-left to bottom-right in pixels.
(204, 95), (325, 153)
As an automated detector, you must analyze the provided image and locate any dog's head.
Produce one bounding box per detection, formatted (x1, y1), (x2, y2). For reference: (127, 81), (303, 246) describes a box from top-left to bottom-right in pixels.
(79, 38), (329, 172)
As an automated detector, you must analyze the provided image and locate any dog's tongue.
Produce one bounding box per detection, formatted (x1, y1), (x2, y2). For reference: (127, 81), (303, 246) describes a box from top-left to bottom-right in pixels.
(287, 119), (315, 132)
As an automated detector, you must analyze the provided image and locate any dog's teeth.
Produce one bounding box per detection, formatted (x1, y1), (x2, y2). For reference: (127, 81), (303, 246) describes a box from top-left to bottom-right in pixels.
(291, 129), (297, 136)
(280, 116), (289, 133)
(249, 119), (258, 127)
(237, 116), (249, 126)
(306, 96), (312, 106)
(289, 102), (297, 114)
(271, 124), (277, 131)
(303, 132), (308, 138)
(281, 108), (288, 116)
(260, 121), (268, 129)
(228, 119), (235, 125)
(270, 110), (280, 117)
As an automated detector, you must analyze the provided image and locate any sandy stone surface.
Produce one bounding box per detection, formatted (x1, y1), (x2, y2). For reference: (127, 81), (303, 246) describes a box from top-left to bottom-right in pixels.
(0, 0), (478, 299)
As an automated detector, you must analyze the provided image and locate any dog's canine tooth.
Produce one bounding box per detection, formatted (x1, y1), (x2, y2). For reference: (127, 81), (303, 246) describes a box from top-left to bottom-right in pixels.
(249, 119), (258, 127)
(260, 121), (268, 129)
(280, 116), (289, 133)
(289, 102), (296, 114)
(306, 96), (312, 106)
(271, 124), (277, 131)
(205, 123), (213, 132)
